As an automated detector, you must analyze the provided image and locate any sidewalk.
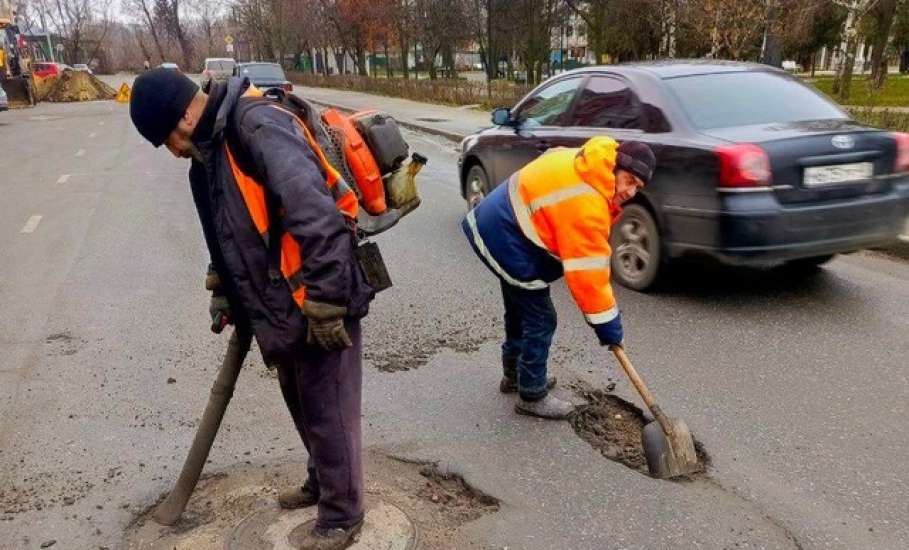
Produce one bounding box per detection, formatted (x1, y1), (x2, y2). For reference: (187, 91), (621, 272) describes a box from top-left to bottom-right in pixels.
(293, 85), (488, 142)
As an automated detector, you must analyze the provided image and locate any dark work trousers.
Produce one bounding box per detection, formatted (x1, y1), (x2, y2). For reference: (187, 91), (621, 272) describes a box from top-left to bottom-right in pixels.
(500, 279), (558, 401)
(277, 319), (363, 529)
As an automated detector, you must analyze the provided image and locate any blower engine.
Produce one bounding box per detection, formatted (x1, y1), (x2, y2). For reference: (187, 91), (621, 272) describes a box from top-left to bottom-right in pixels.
(321, 108), (426, 236)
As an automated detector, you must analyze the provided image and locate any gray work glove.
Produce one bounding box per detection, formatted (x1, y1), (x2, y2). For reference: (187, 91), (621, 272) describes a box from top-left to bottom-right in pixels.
(205, 264), (231, 334)
(209, 294), (232, 334)
(303, 300), (351, 351)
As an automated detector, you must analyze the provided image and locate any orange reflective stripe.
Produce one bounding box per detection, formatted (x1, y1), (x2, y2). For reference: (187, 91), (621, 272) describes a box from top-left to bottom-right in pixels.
(336, 189), (359, 218)
(292, 285), (306, 308)
(225, 145), (269, 237)
(280, 233), (302, 280)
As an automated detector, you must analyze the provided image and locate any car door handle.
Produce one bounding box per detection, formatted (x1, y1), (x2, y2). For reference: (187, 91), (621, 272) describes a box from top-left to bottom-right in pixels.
(536, 141), (551, 152)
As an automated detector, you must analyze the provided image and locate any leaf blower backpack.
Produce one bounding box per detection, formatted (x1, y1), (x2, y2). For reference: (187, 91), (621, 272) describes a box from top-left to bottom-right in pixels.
(256, 88), (425, 236)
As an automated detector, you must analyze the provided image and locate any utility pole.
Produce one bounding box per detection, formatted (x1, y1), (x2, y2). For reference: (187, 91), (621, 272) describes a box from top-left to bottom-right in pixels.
(37, 9), (53, 63)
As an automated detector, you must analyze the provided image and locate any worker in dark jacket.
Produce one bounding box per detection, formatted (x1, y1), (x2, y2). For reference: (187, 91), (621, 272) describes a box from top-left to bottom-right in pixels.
(129, 69), (373, 550)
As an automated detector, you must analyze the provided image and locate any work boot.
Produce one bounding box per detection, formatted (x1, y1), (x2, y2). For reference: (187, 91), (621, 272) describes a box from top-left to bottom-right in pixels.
(499, 356), (557, 394)
(295, 520), (363, 550)
(278, 484), (319, 510)
(515, 394), (575, 420)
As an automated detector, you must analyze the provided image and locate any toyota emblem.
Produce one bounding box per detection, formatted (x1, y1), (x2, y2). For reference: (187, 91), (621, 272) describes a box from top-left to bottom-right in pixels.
(831, 135), (855, 149)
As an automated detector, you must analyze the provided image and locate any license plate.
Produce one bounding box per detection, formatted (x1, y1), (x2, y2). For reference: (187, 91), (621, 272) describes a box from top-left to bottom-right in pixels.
(804, 162), (873, 187)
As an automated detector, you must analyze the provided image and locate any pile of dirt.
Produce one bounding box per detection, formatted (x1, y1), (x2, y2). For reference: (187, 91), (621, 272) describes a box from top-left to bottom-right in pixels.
(33, 74), (57, 101)
(569, 381), (710, 479)
(413, 461), (500, 524)
(44, 71), (116, 102)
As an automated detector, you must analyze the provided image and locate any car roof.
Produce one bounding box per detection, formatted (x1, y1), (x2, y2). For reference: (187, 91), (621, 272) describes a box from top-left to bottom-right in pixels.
(562, 59), (778, 79)
(238, 62), (281, 67)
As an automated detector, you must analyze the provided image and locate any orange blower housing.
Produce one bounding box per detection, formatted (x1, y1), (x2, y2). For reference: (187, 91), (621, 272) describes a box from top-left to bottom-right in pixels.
(321, 109), (387, 215)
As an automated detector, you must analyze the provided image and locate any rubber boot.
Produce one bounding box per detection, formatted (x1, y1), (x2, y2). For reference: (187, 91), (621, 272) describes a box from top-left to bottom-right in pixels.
(295, 520), (363, 550)
(515, 393), (575, 420)
(278, 482), (319, 510)
(499, 356), (557, 394)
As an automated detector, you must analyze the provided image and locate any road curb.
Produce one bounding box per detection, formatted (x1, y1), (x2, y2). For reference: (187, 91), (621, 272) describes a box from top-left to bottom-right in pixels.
(302, 97), (468, 143)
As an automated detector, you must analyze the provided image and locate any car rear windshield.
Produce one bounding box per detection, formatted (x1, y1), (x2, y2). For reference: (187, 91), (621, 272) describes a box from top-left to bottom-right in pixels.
(207, 60), (235, 71)
(239, 64), (284, 80)
(665, 71), (848, 130)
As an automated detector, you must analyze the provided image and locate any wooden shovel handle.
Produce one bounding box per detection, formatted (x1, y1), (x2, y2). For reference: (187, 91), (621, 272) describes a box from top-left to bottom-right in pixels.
(609, 345), (675, 437)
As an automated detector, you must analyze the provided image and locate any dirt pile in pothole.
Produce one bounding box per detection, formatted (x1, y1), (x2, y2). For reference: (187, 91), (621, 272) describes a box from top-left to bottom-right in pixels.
(412, 461), (500, 524)
(570, 381), (710, 479)
(45, 71), (116, 102)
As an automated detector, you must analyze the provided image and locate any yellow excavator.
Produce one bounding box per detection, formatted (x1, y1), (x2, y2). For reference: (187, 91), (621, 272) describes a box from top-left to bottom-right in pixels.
(0, 4), (37, 107)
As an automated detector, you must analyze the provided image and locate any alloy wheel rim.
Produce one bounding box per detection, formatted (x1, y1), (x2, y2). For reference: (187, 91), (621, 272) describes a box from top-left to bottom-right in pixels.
(615, 216), (652, 283)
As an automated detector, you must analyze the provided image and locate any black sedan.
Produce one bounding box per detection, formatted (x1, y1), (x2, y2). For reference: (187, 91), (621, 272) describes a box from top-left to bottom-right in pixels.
(234, 62), (293, 92)
(458, 61), (909, 290)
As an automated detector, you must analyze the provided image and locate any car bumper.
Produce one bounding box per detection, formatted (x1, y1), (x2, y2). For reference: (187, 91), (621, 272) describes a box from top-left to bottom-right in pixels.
(665, 182), (909, 265)
(0, 101), (8, 111)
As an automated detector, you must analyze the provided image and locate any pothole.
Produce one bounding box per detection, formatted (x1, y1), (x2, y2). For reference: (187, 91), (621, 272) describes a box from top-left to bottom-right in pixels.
(569, 381), (711, 480)
(123, 450), (498, 549)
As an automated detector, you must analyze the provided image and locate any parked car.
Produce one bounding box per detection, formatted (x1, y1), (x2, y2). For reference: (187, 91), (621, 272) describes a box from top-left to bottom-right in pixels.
(32, 62), (69, 78)
(159, 62), (180, 72)
(458, 61), (909, 290)
(234, 62), (292, 91)
(201, 57), (236, 89)
(73, 63), (93, 74)
(0, 86), (8, 112)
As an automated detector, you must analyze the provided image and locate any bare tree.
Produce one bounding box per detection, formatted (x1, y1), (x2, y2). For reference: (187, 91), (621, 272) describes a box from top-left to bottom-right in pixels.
(122, 0), (167, 62)
(34, 0), (113, 64)
(832, 0), (880, 100)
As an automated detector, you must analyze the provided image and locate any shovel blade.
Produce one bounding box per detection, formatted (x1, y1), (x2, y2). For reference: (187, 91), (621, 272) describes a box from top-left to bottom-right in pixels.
(642, 418), (700, 479)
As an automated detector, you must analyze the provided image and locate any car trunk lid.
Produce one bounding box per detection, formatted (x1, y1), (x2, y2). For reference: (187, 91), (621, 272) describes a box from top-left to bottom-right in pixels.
(704, 120), (898, 205)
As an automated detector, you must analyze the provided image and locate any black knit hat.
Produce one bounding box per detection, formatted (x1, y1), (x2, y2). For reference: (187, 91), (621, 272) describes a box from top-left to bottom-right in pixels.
(130, 68), (200, 147)
(616, 141), (656, 184)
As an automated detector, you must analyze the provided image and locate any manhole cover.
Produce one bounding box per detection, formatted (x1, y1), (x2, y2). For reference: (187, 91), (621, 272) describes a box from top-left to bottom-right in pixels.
(227, 501), (416, 550)
(414, 117), (449, 123)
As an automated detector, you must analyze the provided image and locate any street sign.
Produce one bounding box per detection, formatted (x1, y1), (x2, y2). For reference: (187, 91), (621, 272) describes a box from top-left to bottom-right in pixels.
(226, 43), (234, 53)
(55, 43), (64, 52)
(225, 35), (234, 45)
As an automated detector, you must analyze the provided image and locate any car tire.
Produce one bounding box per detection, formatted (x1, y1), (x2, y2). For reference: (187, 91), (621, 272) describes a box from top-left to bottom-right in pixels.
(783, 254), (835, 271)
(611, 204), (664, 291)
(465, 164), (489, 210)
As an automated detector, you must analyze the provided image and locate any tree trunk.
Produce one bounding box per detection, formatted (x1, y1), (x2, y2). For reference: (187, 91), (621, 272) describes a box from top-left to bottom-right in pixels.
(761, 0), (783, 68)
(838, 33), (859, 101)
(870, 0), (898, 89)
(140, 2), (166, 63)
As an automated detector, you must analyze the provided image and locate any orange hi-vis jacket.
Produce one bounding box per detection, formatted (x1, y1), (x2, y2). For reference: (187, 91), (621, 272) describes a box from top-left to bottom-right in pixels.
(463, 137), (623, 331)
(226, 85), (359, 309)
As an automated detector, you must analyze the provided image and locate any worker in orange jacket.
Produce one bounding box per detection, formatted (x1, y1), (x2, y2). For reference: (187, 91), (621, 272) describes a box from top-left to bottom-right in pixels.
(462, 137), (656, 419)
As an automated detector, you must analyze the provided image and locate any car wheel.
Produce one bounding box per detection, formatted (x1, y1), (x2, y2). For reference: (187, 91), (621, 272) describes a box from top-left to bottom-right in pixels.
(783, 254), (835, 271)
(611, 204), (663, 291)
(465, 164), (489, 210)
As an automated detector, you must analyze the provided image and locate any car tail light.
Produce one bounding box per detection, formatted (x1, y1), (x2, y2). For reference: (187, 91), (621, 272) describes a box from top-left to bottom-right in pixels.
(282, 82), (293, 92)
(715, 144), (771, 188)
(893, 132), (909, 173)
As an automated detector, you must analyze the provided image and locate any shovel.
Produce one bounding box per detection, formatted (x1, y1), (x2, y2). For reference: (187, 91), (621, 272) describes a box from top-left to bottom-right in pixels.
(152, 328), (252, 525)
(609, 345), (700, 479)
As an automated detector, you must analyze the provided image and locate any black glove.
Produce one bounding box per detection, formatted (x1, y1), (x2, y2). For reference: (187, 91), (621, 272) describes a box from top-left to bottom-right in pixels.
(303, 300), (351, 350)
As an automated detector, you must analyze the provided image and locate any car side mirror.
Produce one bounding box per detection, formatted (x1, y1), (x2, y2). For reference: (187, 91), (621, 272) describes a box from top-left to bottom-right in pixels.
(492, 107), (513, 127)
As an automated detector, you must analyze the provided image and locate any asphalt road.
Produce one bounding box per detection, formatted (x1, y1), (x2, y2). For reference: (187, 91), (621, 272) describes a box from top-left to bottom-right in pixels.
(1, 95), (908, 550)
